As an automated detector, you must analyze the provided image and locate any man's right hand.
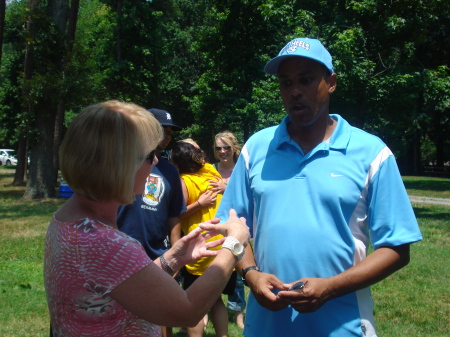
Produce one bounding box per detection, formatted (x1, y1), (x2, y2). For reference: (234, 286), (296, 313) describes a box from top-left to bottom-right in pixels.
(246, 271), (291, 311)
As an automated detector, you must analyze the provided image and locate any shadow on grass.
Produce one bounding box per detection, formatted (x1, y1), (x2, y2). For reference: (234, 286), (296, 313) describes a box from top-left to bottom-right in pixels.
(403, 179), (450, 192)
(1, 187), (24, 199)
(0, 171), (23, 197)
(0, 169), (66, 219)
(0, 173), (64, 219)
(0, 199), (63, 220)
(413, 206), (450, 221)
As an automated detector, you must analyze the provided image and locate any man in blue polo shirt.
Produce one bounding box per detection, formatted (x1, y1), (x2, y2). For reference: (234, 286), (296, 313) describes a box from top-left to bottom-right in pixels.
(216, 38), (422, 337)
(117, 108), (185, 337)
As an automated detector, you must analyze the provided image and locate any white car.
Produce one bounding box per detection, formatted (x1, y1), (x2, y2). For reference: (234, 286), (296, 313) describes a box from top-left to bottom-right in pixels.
(0, 149), (18, 166)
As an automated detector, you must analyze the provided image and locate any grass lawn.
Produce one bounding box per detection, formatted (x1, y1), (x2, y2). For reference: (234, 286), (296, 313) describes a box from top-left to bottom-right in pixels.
(402, 176), (450, 199)
(0, 168), (448, 336)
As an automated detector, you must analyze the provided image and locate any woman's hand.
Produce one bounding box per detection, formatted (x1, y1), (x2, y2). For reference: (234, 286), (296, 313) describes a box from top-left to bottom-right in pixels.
(197, 189), (217, 208)
(199, 209), (249, 246)
(165, 218), (225, 270)
(208, 176), (227, 194)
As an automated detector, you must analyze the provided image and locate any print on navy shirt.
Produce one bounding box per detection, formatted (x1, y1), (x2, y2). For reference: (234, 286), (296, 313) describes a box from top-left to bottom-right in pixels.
(143, 173), (165, 206)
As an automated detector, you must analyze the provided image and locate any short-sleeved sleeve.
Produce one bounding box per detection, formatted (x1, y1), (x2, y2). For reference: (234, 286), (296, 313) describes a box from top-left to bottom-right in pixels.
(367, 154), (422, 249)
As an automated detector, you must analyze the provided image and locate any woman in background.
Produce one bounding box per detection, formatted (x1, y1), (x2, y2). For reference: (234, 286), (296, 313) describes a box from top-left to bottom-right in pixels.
(211, 131), (246, 329)
(170, 140), (236, 337)
(44, 101), (248, 337)
(211, 132), (241, 188)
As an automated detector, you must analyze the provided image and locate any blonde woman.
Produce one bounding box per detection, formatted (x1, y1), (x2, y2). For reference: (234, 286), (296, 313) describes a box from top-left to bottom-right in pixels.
(209, 131), (241, 195)
(44, 101), (249, 337)
(211, 132), (245, 329)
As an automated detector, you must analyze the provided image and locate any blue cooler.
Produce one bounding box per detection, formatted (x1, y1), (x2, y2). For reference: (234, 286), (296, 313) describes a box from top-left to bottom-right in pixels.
(59, 177), (74, 198)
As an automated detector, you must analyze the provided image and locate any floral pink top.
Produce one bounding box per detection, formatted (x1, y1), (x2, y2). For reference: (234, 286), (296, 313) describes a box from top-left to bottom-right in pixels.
(44, 216), (161, 337)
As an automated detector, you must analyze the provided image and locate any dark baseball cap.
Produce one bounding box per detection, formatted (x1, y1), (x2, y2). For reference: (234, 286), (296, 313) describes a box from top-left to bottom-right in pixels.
(148, 108), (182, 131)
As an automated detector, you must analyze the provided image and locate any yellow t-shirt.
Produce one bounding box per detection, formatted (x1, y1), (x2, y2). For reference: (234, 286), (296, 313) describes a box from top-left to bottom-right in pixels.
(181, 163), (223, 275)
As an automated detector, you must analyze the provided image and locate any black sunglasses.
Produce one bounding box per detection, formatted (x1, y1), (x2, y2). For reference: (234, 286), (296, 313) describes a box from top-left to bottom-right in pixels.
(146, 150), (156, 162)
(215, 146), (231, 151)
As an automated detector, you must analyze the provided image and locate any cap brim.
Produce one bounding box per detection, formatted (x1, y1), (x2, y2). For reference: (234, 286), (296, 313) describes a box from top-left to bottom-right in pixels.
(264, 55), (333, 75)
(264, 55), (296, 75)
(161, 123), (182, 131)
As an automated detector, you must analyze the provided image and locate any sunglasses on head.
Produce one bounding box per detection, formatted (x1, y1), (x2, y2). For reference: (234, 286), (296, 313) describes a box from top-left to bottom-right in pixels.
(146, 150), (156, 162)
(215, 146), (231, 151)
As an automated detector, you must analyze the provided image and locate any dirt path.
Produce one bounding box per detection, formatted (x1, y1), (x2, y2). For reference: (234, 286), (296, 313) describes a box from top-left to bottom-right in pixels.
(409, 196), (450, 206)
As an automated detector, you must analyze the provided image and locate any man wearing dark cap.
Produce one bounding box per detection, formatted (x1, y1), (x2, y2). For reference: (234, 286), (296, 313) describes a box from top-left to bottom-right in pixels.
(147, 108), (183, 159)
(216, 38), (422, 336)
(117, 108), (185, 337)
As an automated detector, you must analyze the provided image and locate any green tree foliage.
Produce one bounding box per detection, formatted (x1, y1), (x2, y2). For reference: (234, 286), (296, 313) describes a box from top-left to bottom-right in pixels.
(0, 0), (449, 197)
(315, 1), (445, 171)
(184, 0), (291, 154)
(0, 0), (28, 146)
(65, 0), (115, 108)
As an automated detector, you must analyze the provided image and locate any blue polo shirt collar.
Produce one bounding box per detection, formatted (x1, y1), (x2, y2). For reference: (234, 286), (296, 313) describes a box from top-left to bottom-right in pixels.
(275, 114), (351, 152)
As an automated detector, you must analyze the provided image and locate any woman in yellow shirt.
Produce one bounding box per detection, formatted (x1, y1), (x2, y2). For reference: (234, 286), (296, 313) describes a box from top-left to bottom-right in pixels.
(171, 140), (236, 337)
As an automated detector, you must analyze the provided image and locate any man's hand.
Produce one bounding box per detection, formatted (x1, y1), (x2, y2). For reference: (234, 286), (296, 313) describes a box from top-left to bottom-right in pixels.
(247, 271), (291, 311)
(278, 277), (334, 313)
(277, 245), (412, 313)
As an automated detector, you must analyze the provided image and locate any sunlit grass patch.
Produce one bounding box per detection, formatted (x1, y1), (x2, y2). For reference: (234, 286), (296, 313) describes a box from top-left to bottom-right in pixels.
(0, 170), (448, 337)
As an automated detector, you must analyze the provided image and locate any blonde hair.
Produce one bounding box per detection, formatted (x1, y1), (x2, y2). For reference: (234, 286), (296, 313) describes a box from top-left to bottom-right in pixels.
(60, 100), (163, 204)
(180, 138), (200, 148)
(213, 131), (241, 162)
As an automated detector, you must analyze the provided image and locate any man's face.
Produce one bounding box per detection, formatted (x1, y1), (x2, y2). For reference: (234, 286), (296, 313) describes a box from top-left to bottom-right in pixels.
(278, 57), (336, 129)
(158, 126), (173, 150)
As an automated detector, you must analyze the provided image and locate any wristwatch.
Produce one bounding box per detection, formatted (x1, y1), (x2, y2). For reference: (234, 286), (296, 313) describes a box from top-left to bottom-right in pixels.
(222, 237), (245, 261)
(242, 265), (261, 286)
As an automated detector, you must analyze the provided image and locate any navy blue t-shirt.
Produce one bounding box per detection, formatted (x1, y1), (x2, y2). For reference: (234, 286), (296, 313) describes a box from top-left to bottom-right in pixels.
(117, 157), (185, 260)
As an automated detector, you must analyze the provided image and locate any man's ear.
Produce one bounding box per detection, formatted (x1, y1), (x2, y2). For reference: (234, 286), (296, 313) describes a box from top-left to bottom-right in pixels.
(327, 73), (337, 93)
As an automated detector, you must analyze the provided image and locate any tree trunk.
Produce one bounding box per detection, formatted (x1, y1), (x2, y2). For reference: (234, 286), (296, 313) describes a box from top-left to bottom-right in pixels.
(66, 0), (79, 53)
(0, 0), (5, 67)
(435, 135), (444, 167)
(12, 136), (28, 186)
(22, 0), (78, 200)
(53, 0), (79, 181)
(22, 98), (57, 199)
(413, 129), (421, 176)
(116, 0), (123, 63)
(48, 0), (69, 32)
(53, 100), (65, 180)
(15, 0), (38, 187)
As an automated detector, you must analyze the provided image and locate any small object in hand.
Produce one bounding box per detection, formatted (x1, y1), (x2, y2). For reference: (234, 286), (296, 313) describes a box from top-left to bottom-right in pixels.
(289, 281), (305, 291)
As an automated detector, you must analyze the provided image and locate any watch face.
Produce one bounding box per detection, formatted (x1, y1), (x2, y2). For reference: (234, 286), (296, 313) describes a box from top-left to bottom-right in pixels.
(233, 242), (244, 255)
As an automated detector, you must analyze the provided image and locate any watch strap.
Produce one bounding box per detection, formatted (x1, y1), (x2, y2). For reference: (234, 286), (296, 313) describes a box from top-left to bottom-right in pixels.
(222, 236), (244, 261)
(241, 265), (261, 286)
